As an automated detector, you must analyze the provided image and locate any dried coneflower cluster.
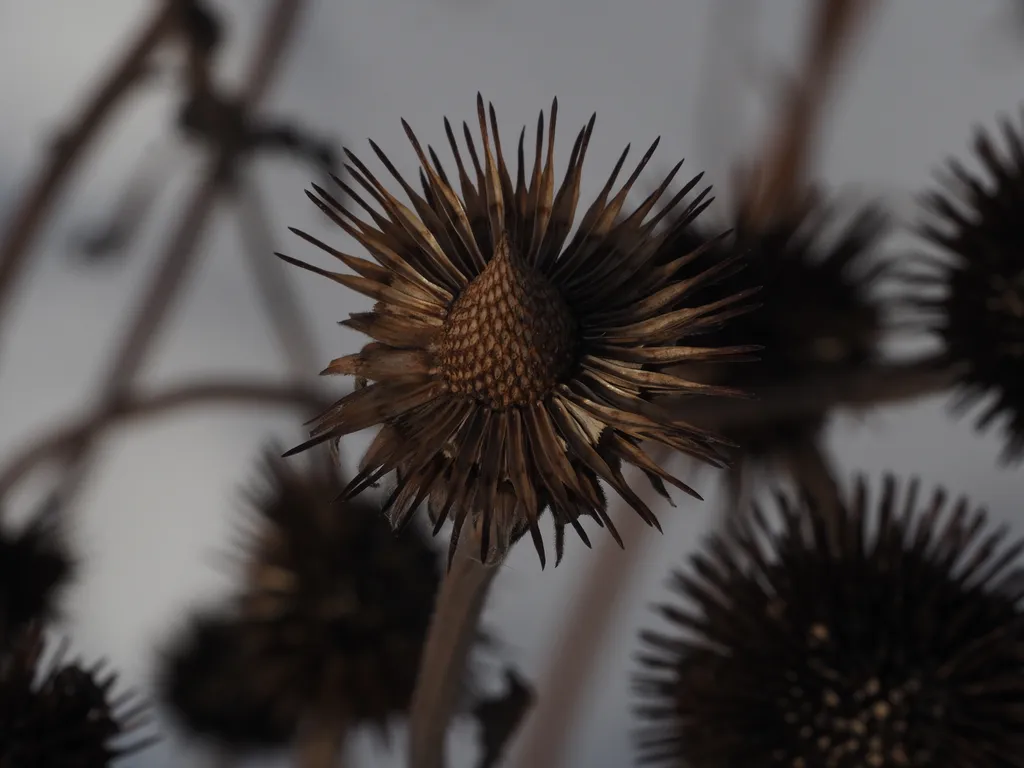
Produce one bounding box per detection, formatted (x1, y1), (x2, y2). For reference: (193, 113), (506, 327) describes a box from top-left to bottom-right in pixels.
(160, 447), (467, 761)
(634, 475), (1024, 767)
(7, 5), (1024, 762)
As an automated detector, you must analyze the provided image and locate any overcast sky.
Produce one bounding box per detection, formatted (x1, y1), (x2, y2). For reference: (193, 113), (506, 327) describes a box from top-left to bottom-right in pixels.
(2, 1), (1024, 766)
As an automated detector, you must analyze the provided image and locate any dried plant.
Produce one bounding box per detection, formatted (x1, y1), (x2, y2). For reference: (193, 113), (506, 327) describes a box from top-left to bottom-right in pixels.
(635, 475), (1024, 767)
(910, 111), (1024, 463)
(161, 447), (480, 765)
(282, 95), (758, 569)
(2, 2), (1024, 767)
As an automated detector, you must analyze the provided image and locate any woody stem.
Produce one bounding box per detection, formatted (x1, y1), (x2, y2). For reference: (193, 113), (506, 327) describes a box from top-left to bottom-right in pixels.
(408, 523), (501, 768)
(297, 714), (347, 768)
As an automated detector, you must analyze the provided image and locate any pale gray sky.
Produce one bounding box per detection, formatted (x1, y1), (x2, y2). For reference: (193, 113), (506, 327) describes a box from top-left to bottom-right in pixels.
(1, 1), (1023, 766)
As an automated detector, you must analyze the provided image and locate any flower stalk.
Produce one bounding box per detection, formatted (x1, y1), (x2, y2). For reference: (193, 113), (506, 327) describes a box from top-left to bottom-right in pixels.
(408, 520), (501, 768)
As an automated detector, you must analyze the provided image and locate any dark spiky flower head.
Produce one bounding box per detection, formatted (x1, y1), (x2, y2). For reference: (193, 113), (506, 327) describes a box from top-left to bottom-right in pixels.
(161, 447), (448, 749)
(281, 95), (758, 566)
(0, 625), (152, 766)
(634, 475), (1024, 767)
(912, 110), (1024, 463)
(0, 513), (75, 648)
(659, 198), (888, 462)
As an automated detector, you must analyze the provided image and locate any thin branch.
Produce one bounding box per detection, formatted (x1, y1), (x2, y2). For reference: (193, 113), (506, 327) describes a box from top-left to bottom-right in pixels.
(0, 379), (328, 498)
(234, 173), (320, 379)
(0, 1), (178, 342)
(666, 356), (958, 432)
(47, 0), (309, 507)
(409, 522), (501, 768)
(739, 0), (881, 225)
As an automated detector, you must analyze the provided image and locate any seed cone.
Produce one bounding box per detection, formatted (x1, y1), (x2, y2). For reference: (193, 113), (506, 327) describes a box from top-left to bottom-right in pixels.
(634, 474), (1024, 767)
(911, 110), (1024, 463)
(0, 513), (75, 650)
(282, 95), (758, 566)
(660, 199), (888, 465)
(0, 625), (152, 766)
(161, 447), (462, 753)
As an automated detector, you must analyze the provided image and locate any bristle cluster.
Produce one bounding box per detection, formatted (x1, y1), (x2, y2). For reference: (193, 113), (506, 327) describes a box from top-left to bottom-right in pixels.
(913, 110), (1024, 462)
(161, 448), (447, 749)
(283, 95), (758, 566)
(0, 626), (151, 765)
(634, 474), (1024, 767)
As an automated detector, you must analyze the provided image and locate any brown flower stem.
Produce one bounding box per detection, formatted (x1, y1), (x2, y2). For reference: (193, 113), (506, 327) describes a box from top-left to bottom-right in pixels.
(510, 486), (660, 768)
(0, 2), (177, 344)
(234, 173), (320, 379)
(0, 379), (328, 499)
(297, 714), (346, 768)
(668, 355), (959, 432)
(741, 0), (881, 225)
(409, 523), (501, 768)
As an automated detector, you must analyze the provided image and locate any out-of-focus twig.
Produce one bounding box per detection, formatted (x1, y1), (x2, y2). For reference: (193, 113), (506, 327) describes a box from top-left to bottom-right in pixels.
(668, 355), (958, 432)
(0, 2), (178, 345)
(49, 0), (308, 507)
(739, 0), (882, 226)
(0, 378), (328, 499)
(234, 173), (320, 379)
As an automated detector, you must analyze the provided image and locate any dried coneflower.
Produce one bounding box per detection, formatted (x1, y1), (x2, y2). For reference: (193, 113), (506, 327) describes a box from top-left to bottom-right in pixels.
(913, 110), (1024, 462)
(161, 447), (453, 758)
(0, 512), (75, 647)
(634, 474), (1024, 767)
(0, 625), (152, 766)
(660, 200), (888, 465)
(280, 94), (758, 566)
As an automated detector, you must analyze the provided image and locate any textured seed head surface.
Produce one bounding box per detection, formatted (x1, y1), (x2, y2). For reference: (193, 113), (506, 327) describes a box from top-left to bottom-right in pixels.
(770, 623), (938, 768)
(439, 241), (577, 409)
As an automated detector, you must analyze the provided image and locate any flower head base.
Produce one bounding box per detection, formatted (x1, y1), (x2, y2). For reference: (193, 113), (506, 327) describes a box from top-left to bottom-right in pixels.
(634, 474), (1024, 767)
(913, 110), (1024, 462)
(282, 95), (758, 566)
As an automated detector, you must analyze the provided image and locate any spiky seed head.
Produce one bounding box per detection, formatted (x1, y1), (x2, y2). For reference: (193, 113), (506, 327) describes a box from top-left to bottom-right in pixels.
(634, 474), (1024, 767)
(912, 110), (1024, 463)
(162, 447), (453, 746)
(662, 200), (888, 462)
(0, 515), (74, 648)
(0, 625), (152, 765)
(282, 95), (758, 566)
